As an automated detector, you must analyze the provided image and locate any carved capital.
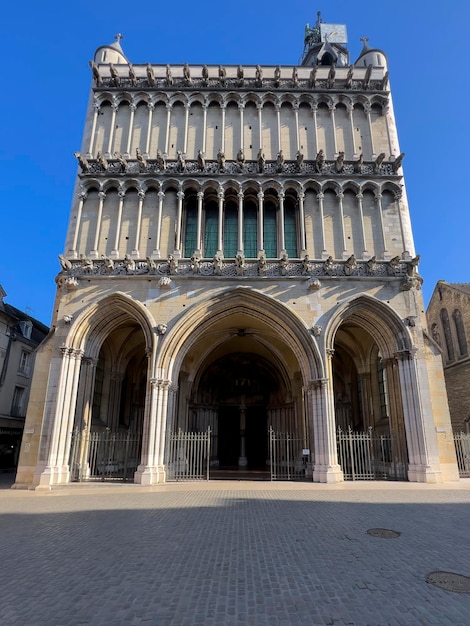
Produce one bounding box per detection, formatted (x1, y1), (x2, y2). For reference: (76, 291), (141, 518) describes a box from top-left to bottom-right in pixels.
(177, 191), (185, 200)
(98, 191), (106, 201)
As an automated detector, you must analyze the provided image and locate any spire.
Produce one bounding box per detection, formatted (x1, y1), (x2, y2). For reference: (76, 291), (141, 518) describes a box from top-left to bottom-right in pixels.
(93, 33), (129, 65)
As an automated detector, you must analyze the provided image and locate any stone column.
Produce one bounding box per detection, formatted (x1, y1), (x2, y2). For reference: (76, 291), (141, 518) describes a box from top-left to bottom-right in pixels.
(132, 188), (145, 257)
(336, 191), (348, 258)
(298, 190), (306, 254)
(275, 104), (282, 153)
(196, 190), (204, 256)
(135, 377), (161, 485)
(217, 188), (224, 255)
(347, 104), (357, 157)
(383, 356), (408, 473)
(374, 192), (388, 259)
(202, 103), (208, 154)
(383, 104), (393, 157)
(316, 192), (327, 257)
(72, 189), (87, 258)
(183, 103), (190, 155)
(111, 189), (125, 258)
(294, 103), (300, 152)
(125, 102), (136, 157)
(238, 103), (244, 150)
(394, 190), (407, 257)
(355, 192), (368, 258)
(364, 102), (375, 158)
(145, 102), (154, 156)
(78, 357), (98, 480)
(312, 104), (318, 155)
(329, 104), (337, 157)
(257, 103), (263, 150)
(279, 191), (286, 255)
(153, 190), (165, 258)
(220, 103), (226, 152)
(174, 189), (184, 256)
(237, 190), (244, 254)
(107, 100), (119, 157)
(90, 191), (106, 258)
(257, 190), (264, 254)
(164, 104), (171, 155)
(88, 98), (100, 157)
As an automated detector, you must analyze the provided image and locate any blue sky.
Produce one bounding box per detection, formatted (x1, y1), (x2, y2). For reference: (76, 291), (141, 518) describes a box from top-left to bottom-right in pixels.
(1, 1), (469, 325)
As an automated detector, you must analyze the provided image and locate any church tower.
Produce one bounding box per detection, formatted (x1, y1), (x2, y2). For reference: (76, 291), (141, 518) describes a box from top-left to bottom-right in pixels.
(15, 16), (458, 488)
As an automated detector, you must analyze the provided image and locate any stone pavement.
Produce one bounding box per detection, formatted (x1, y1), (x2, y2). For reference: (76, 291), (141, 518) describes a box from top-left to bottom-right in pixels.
(1, 479), (470, 625)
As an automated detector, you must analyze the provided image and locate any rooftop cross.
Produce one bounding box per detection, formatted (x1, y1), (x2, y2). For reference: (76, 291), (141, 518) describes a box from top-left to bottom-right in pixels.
(114, 33), (124, 42)
(360, 36), (369, 45)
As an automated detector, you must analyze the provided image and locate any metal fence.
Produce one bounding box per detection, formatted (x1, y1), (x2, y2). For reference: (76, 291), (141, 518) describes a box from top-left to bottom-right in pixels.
(70, 429), (142, 482)
(166, 429), (211, 481)
(336, 426), (407, 481)
(269, 428), (310, 481)
(453, 432), (470, 478)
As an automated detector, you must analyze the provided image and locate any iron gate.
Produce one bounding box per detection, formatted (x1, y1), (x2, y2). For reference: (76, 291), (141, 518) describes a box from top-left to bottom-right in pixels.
(166, 429), (211, 481)
(70, 429), (142, 481)
(269, 427), (310, 481)
(336, 426), (407, 481)
(453, 432), (470, 478)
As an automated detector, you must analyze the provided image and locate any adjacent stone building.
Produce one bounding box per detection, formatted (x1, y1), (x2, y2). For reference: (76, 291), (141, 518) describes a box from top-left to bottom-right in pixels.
(0, 286), (48, 470)
(15, 14), (459, 488)
(427, 281), (470, 433)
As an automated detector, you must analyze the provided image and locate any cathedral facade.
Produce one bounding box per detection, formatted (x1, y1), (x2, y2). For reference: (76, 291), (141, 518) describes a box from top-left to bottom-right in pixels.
(15, 16), (459, 488)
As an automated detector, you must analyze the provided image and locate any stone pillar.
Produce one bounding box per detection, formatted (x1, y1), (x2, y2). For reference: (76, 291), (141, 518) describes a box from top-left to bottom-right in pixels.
(221, 103), (226, 152)
(237, 190), (244, 254)
(310, 367), (344, 483)
(336, 191), (348, 258)
(153, 190), (165, 258)
(275, 104), (281, 153)
(316, 192), (327, 257)
(88, 98), (100, 157)
(329, 104), (337, 157)
(238, 103), (244, 150)
(257, 190), (264, 254)
(72, 189), (87, 258)
(279, 191), (286, 255)
(145, 102), (154, 156)
(78, 357), (98, 480)
(125, 102), (136, 157)
(183, 103), (189, 155)
(90, 191), (106, 258)
(374, 192), (388, 259)
(111, 189), (125, 258)
(347, 104), (357, 157)
(107, 100), (119, 157)
(135, 377), (161, 485)
(395, 350), (442, 483)
(174, 189), (184, 256)
(355, 192), (368, 258)
(202, 103), (208, 154)
(217, 189), (224, 255)
(383, 356), (408, 473)
(257, 103), (263, 150)
(196, 190), (204, 256)
(132, 188), (145, 257)
(312, 104), (318, 155)
(164, 104), (171, 155)
(364, 102), (375, 158)
(394, 190), (407, 257)
(294, 103), (300, 152)
(383, 104), (393, 157)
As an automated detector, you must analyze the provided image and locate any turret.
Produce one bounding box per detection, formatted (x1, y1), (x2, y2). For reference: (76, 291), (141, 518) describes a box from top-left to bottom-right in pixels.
(93, 33), (129, 65)
(301, 11), (349, 66)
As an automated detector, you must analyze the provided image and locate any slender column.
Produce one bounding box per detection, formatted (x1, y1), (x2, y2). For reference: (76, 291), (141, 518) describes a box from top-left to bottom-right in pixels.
(125, 102), (136, 157)
(395, 350), (442, 483)
(383, 105), (393, 157)
(217, 189), (224, 255)
(298, 191), (306, 254)
(111, 189), (125, 258)
(153, 190), (165, 257)
(220, 103), (226, 152)
(90, 191), (106, 257)
(164, 104), (171, 155)
(364, 102), (375, 158)
(275, 104), (282, 153)
(72, 189), (87, 258)
(394, 190), (407, 257)
(312, 104), (318, 155)
(239, 103), (244, 150)
(279, 191), (286, 254)
(155, 380), (170, 479)
(132, 188), (145, 257)
(348, 104), (357, 156)
(135, 377), (161, 485)
(183, 103), (190, 154)
(78, 357), (98, 479)
(145, 102), (154, 156)
(257, 190), (264, 253)
(196, 191), (204, 255)
(59, 348), (84, 483)
(237, 190), (244, 253)
(174, 189), (184, 256)
(374, 192), (388, 258)
(336, 191), (348, 258)
(294, 103), (300, 152)
(311, 367), (344, 483)
(238, 400), (248, 467)
(383, 357), (407, 474)
(355, 192), (368, 258)
(202, 103), (208, 154)
(317, 192), (327, 257)
(107, 100), (119, 156)
(257, 103), (263, 149)
(88, 98), (100, 157)
(329, 104), (337, 156)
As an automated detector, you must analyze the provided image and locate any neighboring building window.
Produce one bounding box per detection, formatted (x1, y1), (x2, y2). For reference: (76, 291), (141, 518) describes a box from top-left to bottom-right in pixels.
(223, 205), (238, 258)
(11, 386), (26, 417)
(19, 321), (32, 339)
(431, 323), (441, 346)
(453, 309), (467, 357)
(263, 202), (277, 258)
(204, 203), (218, 258)
(377, 355), (389, 419)
(284, 204), (297, 258)
(18, 351), (31, 375)
(440, 308), (455, 362)
(243, 203), (257, 258)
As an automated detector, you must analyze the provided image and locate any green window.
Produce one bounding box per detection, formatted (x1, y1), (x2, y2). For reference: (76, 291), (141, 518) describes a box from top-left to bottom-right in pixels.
(244, 203), (257, 257)
(204, 203), (218, 258)
(184, 203), (197, 257)
(264, 202), (277, 257)
(224, 205), (238, 257)
(284, 204), (297, 257)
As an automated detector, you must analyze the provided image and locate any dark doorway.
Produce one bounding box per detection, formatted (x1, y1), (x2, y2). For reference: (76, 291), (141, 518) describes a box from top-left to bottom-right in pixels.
(218, 406), (240, 468)
(246, 407), (268, 469)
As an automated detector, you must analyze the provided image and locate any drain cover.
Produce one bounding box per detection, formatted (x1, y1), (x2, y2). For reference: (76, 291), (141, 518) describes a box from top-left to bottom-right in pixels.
(366, 528), (401, 539)
(426, 571), (470, 594)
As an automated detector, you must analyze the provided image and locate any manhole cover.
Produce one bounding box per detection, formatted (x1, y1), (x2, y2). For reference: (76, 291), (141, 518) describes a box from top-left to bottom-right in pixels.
(426, 571), (470, 594)
(366, 528), (401, 539)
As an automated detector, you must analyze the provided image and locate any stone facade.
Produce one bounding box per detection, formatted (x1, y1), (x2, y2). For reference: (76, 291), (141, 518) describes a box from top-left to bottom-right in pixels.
(427, 281), (470, 433)
(15, 16), (459, 488)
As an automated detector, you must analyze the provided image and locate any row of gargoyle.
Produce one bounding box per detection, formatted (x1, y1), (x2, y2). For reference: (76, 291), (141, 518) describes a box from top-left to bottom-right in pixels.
(90, 61), (388, 92)
(74, 149), (405, 175)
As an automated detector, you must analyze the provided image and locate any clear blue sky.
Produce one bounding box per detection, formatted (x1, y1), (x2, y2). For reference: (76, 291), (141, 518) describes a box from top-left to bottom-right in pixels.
(1, 1), (469, 325)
